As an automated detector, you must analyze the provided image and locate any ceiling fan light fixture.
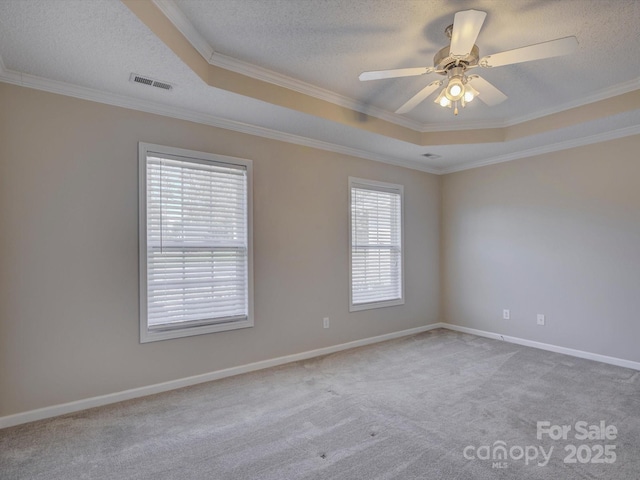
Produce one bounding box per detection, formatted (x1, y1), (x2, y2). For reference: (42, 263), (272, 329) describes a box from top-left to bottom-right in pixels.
(359, 9), (578, 117)
(434, 88), (452, 107)
(445, 76), (465, 101)
(436, 68), (480, 114)
(464, 82), (479, 102)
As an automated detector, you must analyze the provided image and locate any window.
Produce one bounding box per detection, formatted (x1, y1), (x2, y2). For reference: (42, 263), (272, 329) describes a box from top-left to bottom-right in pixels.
(349, 177), (404, 311)
(139, 143), (253, 342)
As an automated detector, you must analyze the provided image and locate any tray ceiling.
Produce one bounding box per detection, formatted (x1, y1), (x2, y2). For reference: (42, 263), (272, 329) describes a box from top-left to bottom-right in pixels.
(0, 0), (638, 173)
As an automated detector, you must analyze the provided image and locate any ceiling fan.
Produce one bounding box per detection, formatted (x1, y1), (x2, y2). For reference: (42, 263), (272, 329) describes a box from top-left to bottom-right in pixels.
(359, 10), (578, 116)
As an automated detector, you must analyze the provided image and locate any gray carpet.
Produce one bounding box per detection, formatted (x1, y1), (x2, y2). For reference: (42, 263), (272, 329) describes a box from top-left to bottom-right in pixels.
(1, 329), (639, 479)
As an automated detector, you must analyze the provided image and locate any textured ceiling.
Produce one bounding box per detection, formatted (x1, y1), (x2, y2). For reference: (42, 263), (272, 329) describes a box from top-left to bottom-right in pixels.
(175, 0), (640, 126)
(0, 0), (638, 173)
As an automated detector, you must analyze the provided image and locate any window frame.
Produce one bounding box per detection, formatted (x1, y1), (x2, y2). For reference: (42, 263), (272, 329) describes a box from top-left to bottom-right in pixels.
(138, 143), (254, 343)
(348, 177), (405, 312)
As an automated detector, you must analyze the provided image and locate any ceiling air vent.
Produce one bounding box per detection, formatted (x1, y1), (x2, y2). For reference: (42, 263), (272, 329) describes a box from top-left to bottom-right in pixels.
(129, 73), (173, 91)
(422, 153), (442, 160)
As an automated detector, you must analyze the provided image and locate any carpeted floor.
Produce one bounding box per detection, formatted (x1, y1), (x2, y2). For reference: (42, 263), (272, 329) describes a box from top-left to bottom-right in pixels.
(1, 329), (639, 479)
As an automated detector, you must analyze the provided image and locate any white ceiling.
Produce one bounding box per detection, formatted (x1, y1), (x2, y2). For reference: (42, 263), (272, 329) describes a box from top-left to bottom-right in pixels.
(0, 0), (639, 173)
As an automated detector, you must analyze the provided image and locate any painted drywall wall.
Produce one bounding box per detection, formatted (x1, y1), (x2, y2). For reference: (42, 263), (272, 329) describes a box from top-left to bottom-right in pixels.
(442, 134), (640, 362)
(0, 83), (441, 416)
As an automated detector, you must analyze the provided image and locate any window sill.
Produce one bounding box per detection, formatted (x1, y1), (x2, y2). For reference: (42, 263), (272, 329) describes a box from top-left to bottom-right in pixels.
(349, 299), (405, 312)
(140, 318), (254, 343)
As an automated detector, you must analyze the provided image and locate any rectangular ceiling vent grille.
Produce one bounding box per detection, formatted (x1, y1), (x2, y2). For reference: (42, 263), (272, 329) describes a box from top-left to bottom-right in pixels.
(129, 73), (173, 91)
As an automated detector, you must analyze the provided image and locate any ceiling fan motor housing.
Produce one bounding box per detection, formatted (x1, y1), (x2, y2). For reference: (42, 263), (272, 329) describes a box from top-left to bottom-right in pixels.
(434, 44), (480, 74)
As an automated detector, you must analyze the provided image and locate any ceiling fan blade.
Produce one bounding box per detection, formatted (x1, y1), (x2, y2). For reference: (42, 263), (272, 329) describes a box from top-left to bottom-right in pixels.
(395, 81), (442, 114)
(359, 67), (434, 81)
(450, 9), (487, 57)
(480, 36), (578, 68)
(468, 76), (507, 106)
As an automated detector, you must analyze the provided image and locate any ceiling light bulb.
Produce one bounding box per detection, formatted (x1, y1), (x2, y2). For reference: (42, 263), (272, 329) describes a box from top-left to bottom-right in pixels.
(434, 88), (451, 108)
(463, 82), (479, 103)
(445, 77), (465, 101)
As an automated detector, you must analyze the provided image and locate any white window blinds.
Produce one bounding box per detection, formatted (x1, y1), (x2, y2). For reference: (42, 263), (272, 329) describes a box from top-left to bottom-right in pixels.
(350, 179), (404, 310)
(143, 149), (250, 337)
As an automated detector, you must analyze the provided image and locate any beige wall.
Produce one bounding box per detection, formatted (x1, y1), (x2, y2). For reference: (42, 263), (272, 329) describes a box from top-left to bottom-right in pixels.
(3, 79), (637, 419)
(0, 83), (441, 416)
(442, 135), (640, 362)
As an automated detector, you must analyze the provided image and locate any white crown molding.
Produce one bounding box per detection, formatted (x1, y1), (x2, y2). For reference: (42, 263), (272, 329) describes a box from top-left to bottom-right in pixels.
(208, 51), (425, 131)
(419, 77), (640, 132)
(438, 123), (640, 174)
(152, 0), (424, 132)
(420, 117), (507, 132)
(1, 57), (637, 176)
(205, 57), (640, 134)
(150, 0), (490, 133)
(152, 0), (640, 135)
(0, 60), (438, 175)
(503, 77), (640, 127)
(152, 0), (215, 61)
(0, 323), (443, 428)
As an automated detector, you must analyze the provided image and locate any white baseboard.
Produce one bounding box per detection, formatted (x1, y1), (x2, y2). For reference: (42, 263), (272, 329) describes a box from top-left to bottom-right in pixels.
(4, 321), (637, 429)
(0, 323), (444, 429)
(441, 323), (640, 371)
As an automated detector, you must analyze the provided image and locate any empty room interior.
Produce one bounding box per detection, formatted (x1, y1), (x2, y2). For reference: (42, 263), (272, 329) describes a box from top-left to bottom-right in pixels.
(1, 1), (639, 479)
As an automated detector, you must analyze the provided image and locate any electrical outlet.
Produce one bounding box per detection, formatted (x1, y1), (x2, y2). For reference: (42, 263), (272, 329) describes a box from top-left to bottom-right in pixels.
(537, 314), (545, 326)
(503, 309), (510, 320)
(323, 317), (330, 329)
